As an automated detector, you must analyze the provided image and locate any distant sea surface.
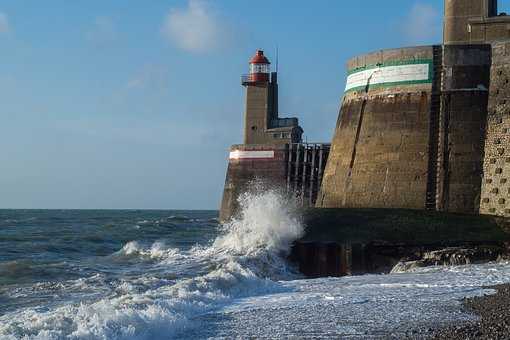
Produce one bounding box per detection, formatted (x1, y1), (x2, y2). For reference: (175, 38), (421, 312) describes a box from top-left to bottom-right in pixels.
(2, 196), (510, 339)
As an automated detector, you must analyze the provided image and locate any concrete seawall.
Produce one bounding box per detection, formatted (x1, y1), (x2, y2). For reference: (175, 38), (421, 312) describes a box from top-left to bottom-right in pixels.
(317, 45), (491, 214)
(290, 208), (510, 277)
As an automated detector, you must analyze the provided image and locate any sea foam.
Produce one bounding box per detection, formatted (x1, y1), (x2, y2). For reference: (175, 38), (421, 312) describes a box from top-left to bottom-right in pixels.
(0, 188), (302, 339)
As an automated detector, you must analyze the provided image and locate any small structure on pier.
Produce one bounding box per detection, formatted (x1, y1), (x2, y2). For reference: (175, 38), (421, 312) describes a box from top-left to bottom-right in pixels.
(219, 50), (329, 221)
(219, 0), (510, 278)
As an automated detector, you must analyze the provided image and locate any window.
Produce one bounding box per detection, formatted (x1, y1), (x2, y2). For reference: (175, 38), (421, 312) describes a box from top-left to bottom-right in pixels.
(249, 63), (270, 74)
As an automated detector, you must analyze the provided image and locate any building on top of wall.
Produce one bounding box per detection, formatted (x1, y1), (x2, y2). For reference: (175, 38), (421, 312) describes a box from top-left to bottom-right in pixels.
(317, 0), (510, 217)
(219, 50), (329, 221)
(444, 0), (510, 45)
(219, 0), (510, 221)
(241, 50), (303, 145)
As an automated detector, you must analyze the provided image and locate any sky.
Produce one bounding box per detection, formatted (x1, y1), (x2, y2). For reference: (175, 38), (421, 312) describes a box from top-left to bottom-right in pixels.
(0, 0), (508, 210)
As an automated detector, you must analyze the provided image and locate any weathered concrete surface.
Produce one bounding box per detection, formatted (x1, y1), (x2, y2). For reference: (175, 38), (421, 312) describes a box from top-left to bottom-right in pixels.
(470, 15), (510, 44)
(219, 144), (289, 222)
(244, 74), (302, 145)
(444, 0), (497, 44)
(243, 84), (274, 145)
(480, 41), (510, 216)
(289, 208), (510, 278)
(444, 0), (510, 45)
(444, 0), (498, 45)
(301, 208), (510, 244)
(317, 46), (434, 210)
(317, 92), (431, 209)
(219, 142), (330, 222)
(318, 45), (490, 214)
(438, 44), (491, 213)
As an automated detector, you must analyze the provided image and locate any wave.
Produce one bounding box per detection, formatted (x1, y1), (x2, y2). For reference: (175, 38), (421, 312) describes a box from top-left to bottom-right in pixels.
(0, 187), (304, 339)
(114, 241), (184, 261)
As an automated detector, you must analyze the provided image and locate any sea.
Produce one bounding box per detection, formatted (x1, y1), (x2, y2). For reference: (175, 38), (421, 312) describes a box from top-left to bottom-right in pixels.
(1, 190), (510, 339)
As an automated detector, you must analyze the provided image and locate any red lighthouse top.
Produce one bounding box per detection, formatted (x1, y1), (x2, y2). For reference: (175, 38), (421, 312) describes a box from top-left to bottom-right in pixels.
(243, 50), (271, 85)
(250, 50), (270, 65)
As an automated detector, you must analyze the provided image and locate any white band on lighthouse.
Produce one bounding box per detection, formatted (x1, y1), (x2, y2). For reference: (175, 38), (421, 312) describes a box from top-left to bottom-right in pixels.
(229, 150), (275, 160)
(345, 63), (431, 92)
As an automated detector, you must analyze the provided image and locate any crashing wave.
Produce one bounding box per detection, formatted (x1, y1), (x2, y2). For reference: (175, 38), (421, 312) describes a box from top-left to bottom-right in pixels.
(0, 186), (303, 339)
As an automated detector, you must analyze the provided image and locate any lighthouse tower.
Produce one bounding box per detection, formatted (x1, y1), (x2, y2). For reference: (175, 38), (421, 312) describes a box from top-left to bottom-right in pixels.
(444, 0), (498, 44)
(242, 50), (302, 145)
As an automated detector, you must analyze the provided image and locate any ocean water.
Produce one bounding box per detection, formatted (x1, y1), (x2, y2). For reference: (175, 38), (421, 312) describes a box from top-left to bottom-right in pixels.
(1, 191), (510, 339)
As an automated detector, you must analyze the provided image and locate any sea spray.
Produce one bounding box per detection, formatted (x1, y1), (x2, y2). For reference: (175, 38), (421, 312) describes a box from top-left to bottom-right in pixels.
(4, 210), (510, 338)
(214, 186), (303, 255)
(209, 185), (304, 280)
(0, 189), (304, 339)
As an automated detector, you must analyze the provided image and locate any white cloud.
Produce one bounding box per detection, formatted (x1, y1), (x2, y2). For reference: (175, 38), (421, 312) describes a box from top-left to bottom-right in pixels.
(0, 12), (10, 34)
(402, 2), (441, 44)
(161, 0), (224, 53)
(86, 16), (117, 47)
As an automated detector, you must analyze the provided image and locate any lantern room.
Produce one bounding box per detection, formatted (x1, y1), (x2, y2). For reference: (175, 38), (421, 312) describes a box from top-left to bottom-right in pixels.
(242, 50), (271, 85)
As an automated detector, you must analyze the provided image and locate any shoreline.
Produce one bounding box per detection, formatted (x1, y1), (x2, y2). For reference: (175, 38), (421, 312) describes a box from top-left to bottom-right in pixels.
(427, 283), (510, 339)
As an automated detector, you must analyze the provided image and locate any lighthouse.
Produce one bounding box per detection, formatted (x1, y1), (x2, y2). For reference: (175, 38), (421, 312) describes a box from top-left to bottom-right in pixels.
(245, 49), (270, 83)
(241, 50), (302, 145)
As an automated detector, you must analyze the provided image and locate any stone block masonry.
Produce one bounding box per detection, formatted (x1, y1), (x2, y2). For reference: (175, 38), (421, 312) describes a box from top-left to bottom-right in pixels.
(480, 42), (510, 216)
(317, 45), (491, 214)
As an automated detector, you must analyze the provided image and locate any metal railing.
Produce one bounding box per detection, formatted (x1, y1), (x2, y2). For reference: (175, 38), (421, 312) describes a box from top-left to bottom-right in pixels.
(241, 74), (269, 85)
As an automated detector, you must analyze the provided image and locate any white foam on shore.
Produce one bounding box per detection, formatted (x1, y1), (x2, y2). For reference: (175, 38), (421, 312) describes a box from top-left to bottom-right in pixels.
(199, 262), (510, 338)
(3, 188), (510, 338)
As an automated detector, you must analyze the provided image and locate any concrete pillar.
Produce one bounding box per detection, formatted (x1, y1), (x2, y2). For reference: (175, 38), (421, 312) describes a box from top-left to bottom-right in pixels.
(444, 0), (497, 44)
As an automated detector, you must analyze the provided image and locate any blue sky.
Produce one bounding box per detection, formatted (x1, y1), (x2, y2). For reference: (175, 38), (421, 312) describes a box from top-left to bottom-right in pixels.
(0, 0), (506, 209)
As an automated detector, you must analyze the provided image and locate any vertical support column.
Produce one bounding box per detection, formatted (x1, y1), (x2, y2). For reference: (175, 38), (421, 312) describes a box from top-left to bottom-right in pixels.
(309, 145), (317, 206)
(301, 145), (308, 205)
(287, 143), (293, 192)
(294, 144), (301, 193)
(317, 145), (325, 202)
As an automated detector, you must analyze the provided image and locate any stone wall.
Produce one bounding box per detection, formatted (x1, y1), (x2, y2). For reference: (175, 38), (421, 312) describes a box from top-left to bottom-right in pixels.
(470, 16), (510, 43)
(439, 45), (491, 213)
(444, 0), (496, 45)
(318, 45), (491, 214)
(480, 42), (510, 216)
(243, 75), (302, 145)
(219, 144), (289, 222)
(317, 46), (434, 209)
(243, 85), (273, 145)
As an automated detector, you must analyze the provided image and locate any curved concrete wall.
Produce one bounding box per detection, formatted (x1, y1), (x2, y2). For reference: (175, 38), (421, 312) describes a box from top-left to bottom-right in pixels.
(318, 46), (435, 210)
(318, 45), (491, 214)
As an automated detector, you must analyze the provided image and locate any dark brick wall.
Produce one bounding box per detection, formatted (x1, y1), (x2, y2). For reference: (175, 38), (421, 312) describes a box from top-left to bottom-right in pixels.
(438, 45), (491, 213)
(480, 42), (510, 216)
